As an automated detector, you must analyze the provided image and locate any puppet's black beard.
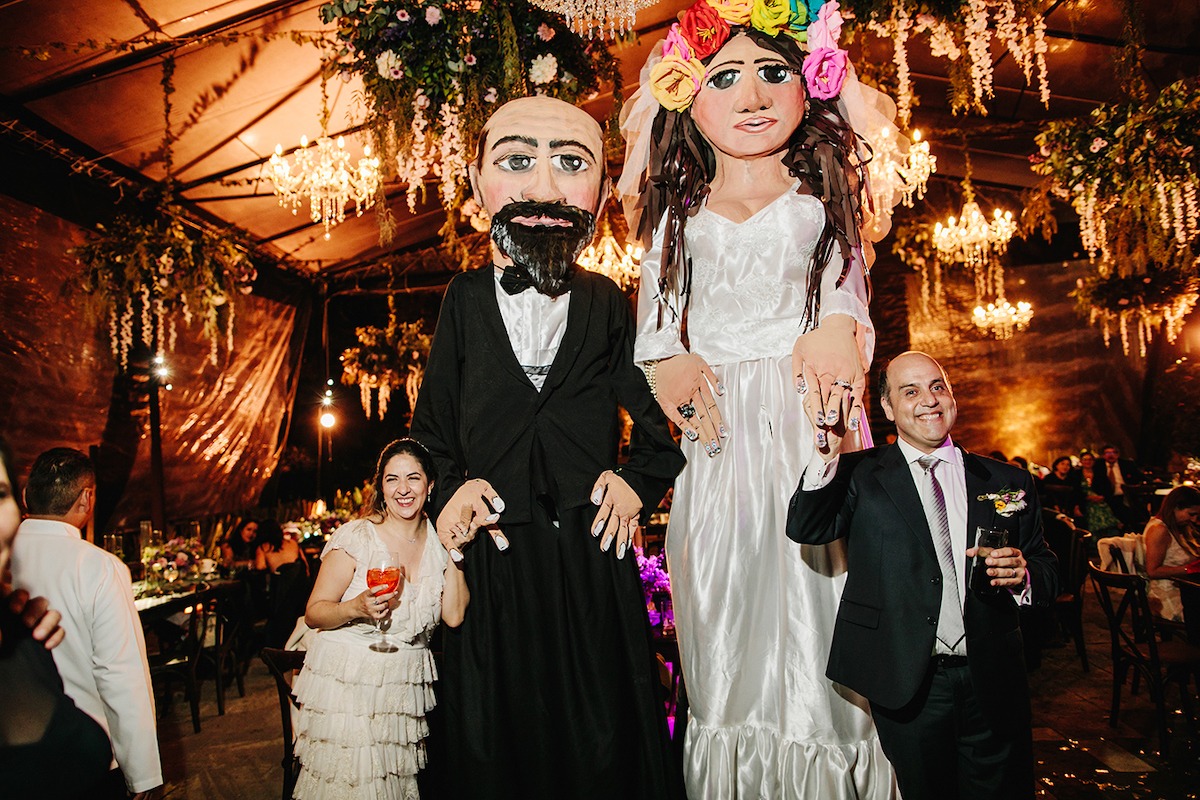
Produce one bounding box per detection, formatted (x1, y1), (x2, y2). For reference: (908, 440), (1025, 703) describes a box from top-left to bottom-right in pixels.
(490, 201), (596, 298)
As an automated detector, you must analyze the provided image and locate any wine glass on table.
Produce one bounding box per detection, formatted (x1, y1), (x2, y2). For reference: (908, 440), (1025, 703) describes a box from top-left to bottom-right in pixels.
(366, 550), (403, 653)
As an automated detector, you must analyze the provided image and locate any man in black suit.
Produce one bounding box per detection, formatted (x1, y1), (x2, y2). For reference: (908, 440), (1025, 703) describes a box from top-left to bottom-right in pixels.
(1100, 444), (1145, 528)
(410, 96), (684, 799)
(786, 351), (1057, 800)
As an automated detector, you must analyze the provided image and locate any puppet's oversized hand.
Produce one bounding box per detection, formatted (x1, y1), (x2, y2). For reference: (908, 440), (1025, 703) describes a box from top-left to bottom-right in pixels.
(437, 479), (507, 560)
(655, 353), (727, 458)
(589, 470), (641, 560)
(793, 315), (864, 451)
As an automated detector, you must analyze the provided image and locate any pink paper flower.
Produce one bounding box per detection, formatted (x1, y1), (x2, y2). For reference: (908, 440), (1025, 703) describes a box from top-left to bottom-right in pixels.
(662, 23), (695, 62)
(805, 0), (843, 51)
(802, 47), (848, 100)
(425, 6), (442, 25)
(397, 9), (410, 21)
(537, 22), (556, 41)
(465, 54), (477, 66)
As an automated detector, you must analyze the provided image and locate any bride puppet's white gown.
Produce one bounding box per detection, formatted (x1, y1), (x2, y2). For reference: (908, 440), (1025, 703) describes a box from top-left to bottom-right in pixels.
(634, 188), (896, 799)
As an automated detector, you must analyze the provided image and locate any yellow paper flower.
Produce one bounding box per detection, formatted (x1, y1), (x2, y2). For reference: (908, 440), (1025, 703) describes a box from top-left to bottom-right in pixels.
(705, 0), (753, 26)
(751, 0), (791, 36)
(649, 54), (706, 112)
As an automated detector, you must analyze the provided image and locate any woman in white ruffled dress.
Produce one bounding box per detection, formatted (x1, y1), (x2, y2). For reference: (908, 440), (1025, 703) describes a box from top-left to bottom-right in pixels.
(619, 4), (901, 797)
(293, 438), (470, 800)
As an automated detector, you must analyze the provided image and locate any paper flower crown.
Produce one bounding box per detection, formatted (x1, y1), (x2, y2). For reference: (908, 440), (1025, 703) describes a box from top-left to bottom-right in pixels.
(649, 0), (849, 112)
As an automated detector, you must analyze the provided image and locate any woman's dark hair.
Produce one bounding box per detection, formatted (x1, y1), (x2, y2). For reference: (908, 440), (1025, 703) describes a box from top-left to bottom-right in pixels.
(226, 518), (259, 560)
(1051, 456), (1072, 472)
(1156, 485), (1200, 557)
(636, 27), (870, 331)
(256, 519), (285, 553)
(362, 438), (437, 523)
(0, 437), (23, 516)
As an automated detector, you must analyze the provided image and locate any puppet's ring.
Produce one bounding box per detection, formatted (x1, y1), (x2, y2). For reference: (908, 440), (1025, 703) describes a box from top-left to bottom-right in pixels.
(678, 402), (697, 420)
(832, 379), (853, 389)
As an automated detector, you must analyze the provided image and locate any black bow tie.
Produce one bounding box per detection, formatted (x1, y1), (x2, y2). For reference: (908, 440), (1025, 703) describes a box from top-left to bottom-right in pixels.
(499, 264), (533, 295)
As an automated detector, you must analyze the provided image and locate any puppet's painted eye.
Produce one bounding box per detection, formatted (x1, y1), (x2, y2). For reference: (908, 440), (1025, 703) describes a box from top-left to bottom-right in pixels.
(496, 154), (534, 172)
(705, 68), (741, 91)
(758, 64), (795, 85)
(551, 154), (588, 173)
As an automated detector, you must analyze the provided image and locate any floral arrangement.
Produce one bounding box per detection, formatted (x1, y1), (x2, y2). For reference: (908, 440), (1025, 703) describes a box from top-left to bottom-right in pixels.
(649, 0), (848, 112)
(635, 545), (674, 628)
(339, 297), (433, 419)
(844, 0), (1049, 128)
(1031, 78), (1200, 282)
(70, 205), (257, 370)
(1072, 270), (1200, 358)
(318, 0), (620, 242)
(142, 536), (206, 573)
(977, 488), (1027, 517)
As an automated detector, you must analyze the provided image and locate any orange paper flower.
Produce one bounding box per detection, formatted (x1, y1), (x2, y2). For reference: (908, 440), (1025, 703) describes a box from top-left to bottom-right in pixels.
(649, 54), (707, 111)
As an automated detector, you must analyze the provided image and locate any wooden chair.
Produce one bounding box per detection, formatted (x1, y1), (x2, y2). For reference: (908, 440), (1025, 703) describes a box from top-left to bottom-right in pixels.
(260, 647), (306, 800)
(148, 601), (210, 734)
(1088, 561), (1200, 756)
(199, 582), (247, 715)
(1054, 528), (1093, 671)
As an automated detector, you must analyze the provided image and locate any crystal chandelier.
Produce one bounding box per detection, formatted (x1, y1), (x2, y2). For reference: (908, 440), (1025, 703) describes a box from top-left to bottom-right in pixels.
(529, 0), (655, 36)
(973, 297), (1034, 340)
(267, 71), (381, 240)
(869, 127), (937, 212)
(931, 155), (1016, 269)
(577, 211), (643, 290)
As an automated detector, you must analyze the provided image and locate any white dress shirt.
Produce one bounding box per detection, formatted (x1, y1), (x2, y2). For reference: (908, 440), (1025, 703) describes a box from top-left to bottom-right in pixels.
(11, 518), (162, 792)
(494, 267), (569, 391)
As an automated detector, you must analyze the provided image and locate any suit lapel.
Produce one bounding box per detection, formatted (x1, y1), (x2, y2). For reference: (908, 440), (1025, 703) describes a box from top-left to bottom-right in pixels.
(873, 444), (938, 562)
(963, 449), (996, 552)
(537, 272), (593, 405)
(468, 267), (541, 386)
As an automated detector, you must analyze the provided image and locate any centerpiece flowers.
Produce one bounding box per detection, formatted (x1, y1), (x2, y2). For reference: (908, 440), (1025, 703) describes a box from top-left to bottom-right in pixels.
(318, 0), (620, 243)
(141, 535), (207, 588)
(635, 546), (674, 629)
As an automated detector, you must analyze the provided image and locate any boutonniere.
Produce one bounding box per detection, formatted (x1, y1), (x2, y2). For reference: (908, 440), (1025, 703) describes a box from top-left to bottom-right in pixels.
(978, 488), (1027, 517)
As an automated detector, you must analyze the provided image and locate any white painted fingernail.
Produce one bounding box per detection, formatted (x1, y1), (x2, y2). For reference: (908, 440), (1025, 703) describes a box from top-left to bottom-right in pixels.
(591, 488), (604, 505)
(848, 415), (860, 431)
(601, 532), (614, 552)
(484, 512), (500, 523)
(495, 534), (509, 551)
(816, 431), (828, 448)
(797, 376), (807, 394)
(717, 381), (726, 395)
(450, 549), (464, 563)
(592, 518), (605, 537)
(816, 411), (825, 425)
(826, 408), (838, 424)
(617, 540), (628, 559)
(491, 496), (505, 512)
(685, 429), (699, 441)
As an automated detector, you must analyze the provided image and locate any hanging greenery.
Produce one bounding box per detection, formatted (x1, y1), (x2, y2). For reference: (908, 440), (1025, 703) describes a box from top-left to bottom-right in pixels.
(69, 56), (257, 371)
(841, 0), (1050, 128)
(1031, 78), (1200, 279)
(1073, 270), (1199, 358)
(71, 206), (256, 370)
(318, 0), (622, 246)
(339, 297), (433, 419)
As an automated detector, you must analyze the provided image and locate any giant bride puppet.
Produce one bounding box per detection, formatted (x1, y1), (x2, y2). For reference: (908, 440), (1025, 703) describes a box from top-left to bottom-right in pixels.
(620, 1), (903, 796)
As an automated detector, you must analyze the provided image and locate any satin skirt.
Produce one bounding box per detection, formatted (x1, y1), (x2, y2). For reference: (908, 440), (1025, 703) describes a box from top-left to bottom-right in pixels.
(667, 355), (897, 799)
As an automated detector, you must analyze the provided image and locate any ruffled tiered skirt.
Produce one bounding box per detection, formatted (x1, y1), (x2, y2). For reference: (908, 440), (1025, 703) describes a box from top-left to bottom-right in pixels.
(292, 632), (437, 800)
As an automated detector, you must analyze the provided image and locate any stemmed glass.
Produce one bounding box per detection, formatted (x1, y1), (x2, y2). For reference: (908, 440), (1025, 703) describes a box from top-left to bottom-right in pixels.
(365, 550), (403, 653)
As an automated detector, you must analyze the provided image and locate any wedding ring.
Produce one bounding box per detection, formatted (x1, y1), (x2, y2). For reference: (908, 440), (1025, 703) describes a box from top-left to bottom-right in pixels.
(678, 402), (697, 420)
(832, 379), (853, 389)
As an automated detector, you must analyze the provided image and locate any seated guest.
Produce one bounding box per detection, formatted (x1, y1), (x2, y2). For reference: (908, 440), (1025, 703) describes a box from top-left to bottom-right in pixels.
(0, 438), (112, 798)
(254, 518), (308, 575)
(10, 447), (161, 798)
(1079, 450), (1120, 536)
(1100, 444), (1144, 528)
(220, 518), (259, 571)
(1144, 486), (1200, 624)
(293, 438), (469, 798)
(1040, 457), (1083, 520)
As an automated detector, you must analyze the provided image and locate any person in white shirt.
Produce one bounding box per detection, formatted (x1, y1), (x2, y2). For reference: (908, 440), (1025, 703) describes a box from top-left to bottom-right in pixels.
(11, 447), (162, 798)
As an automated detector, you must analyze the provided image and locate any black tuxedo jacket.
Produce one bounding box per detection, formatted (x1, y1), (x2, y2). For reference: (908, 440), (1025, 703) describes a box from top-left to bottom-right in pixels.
(786, 444), (1057, 732)
(411, 266), (685, 524)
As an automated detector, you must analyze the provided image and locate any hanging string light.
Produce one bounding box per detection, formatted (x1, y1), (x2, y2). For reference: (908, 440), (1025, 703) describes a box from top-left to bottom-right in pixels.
(267, 65), (381, 240)
(931, 152), (1016, 269)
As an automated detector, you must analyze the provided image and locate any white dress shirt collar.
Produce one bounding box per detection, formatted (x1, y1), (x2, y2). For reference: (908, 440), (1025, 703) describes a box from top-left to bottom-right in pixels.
(896, 436), (961, 470)
(16, 517), (83, 540)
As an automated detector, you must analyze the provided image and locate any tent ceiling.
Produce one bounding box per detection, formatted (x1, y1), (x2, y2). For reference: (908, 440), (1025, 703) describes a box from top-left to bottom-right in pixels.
(2, 0), (1197, 283)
